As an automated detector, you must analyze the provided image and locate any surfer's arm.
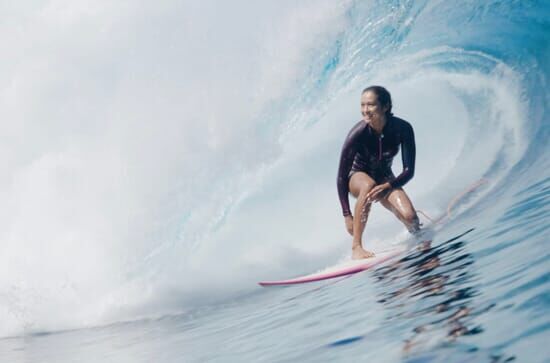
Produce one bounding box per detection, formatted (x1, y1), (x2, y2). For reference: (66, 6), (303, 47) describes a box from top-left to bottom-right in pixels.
(337, 122), (363, 216)
(389, 121), (416, 189)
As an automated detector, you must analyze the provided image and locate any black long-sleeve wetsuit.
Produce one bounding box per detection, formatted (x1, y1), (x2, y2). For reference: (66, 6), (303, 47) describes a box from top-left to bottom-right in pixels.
(337, 116), (416, 217)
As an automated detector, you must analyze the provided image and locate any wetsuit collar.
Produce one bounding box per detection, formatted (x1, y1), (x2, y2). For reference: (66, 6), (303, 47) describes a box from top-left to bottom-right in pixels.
(367, 115), (392, 135)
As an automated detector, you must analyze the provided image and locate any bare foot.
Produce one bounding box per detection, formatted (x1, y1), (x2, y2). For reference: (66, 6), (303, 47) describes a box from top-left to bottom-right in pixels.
(352, 245), (375, 260)
(415, 240), (432, 252)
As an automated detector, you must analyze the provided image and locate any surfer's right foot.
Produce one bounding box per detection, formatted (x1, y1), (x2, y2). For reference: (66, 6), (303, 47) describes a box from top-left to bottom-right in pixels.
(352, 245), (375, 259)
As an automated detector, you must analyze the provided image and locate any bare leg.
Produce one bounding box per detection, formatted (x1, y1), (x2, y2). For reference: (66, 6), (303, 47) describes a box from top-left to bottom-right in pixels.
(380, 187), (420, 234)
(349, 172), (376, 259)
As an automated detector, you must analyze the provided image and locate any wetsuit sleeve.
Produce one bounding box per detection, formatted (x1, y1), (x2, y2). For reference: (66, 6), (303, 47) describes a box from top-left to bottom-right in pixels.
(389, 121), (415, 189)
(337, 122), (363, 217)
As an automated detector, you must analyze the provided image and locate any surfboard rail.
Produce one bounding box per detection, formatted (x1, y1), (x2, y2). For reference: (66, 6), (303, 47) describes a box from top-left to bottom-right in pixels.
(258, 249), (401, 286)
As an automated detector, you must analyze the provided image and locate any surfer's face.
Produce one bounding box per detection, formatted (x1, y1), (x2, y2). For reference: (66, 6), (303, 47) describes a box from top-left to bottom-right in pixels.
(361, 91), (388, 123)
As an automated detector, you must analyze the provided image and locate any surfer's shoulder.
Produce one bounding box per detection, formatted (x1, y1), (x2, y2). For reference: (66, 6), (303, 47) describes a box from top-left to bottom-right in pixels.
(346, 120), (367, 140)
(390, 115), (411, 127)
(389, 115), (413, 134)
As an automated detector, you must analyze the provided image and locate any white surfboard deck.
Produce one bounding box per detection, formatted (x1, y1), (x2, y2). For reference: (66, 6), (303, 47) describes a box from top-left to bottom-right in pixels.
(258, 247), (405, 287)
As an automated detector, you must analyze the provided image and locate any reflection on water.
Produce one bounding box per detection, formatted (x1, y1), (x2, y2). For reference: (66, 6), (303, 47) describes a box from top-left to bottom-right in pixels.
(373, 229), (515, 362)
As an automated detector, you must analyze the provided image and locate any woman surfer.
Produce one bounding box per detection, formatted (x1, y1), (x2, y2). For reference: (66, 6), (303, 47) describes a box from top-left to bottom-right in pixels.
(337, 86), (420, 259)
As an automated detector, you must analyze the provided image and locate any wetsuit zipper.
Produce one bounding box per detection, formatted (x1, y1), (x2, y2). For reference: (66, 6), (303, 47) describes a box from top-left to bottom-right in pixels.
(378, 134), (384, 161)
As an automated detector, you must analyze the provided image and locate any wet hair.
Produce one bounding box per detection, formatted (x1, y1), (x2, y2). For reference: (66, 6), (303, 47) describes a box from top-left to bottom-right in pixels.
(362, 85), (393, 116)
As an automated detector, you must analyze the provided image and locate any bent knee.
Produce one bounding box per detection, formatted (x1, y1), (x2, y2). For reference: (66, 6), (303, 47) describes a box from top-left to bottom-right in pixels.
(349, 172), (376, 197)
(359, 183), (375, 194)
(357, 184), (375, 199)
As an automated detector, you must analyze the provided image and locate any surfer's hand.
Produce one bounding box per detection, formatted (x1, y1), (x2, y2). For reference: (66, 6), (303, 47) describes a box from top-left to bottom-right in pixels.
(345, 215), (354, 236)
(366, 182), (391, 202)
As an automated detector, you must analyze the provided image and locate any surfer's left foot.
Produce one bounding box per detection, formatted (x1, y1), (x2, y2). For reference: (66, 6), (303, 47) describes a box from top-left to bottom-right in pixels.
(417, 240), (432, 252)
(352, 245), (375, 259)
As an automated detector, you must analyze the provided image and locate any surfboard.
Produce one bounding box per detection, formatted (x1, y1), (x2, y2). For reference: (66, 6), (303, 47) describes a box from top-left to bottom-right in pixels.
(258, 179), (487, 287)
(258, 247), (404, 287)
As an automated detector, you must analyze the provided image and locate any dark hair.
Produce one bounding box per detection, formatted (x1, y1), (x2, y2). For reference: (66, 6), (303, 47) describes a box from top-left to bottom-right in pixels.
(362, 85), (393, 116)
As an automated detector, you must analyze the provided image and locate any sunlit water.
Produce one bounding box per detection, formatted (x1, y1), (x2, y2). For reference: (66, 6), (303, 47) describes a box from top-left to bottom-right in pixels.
(1, 1), (549, 362)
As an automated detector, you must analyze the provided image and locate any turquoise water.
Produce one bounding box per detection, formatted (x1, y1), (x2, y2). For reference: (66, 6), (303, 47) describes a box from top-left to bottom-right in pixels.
(1, 1), (549, 362)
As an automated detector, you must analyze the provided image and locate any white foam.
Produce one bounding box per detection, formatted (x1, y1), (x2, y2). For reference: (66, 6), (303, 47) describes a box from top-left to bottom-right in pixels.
(0, 0), (351, 337)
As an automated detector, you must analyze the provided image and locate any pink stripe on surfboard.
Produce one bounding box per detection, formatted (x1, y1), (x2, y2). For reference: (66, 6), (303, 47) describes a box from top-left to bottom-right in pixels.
(258, 250), (401, 286)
